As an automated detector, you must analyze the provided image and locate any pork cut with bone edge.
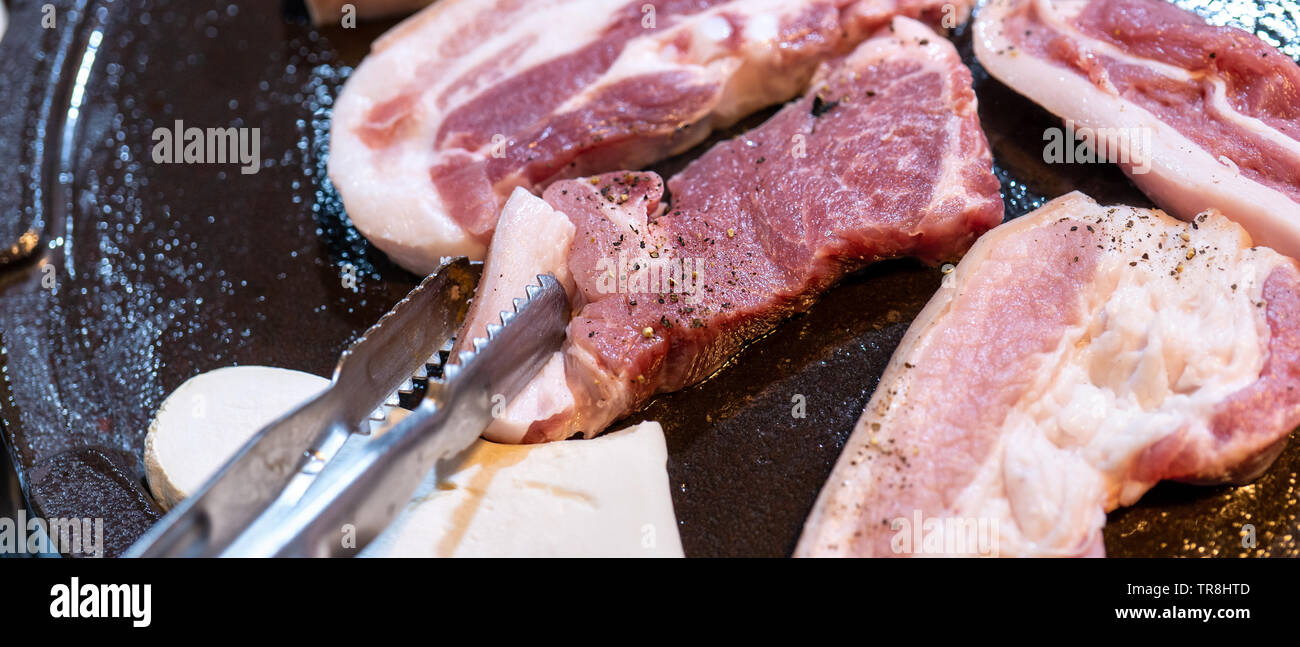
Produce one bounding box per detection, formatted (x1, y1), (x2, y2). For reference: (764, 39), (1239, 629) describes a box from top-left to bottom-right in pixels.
(457, 16), (1004, 444)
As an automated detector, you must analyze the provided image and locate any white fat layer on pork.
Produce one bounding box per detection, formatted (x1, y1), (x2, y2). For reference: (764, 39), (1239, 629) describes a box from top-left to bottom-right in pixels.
(950, 203), (1268, 555)
(453, 189), (577, 443)
(1006, 0), (1300, 160)
(455, 188), (575, 349)
(799, 192), (1289, 557)
(974, 0), (1300, 259)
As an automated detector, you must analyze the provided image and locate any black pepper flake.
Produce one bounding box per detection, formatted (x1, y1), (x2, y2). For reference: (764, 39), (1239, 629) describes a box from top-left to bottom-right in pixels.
(811, 95), (839, 117)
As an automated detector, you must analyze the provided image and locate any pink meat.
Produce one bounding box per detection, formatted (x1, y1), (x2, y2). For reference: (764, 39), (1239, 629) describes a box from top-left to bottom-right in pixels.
(974, 0), (1300, 259)
(330, 0), (976, 272)
(798, 192), (1300, 557)
(471, 17), (1003, 443)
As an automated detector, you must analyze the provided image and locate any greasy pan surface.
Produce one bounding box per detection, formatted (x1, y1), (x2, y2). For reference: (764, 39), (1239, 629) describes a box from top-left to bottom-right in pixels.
(0, 0), (1296, 557)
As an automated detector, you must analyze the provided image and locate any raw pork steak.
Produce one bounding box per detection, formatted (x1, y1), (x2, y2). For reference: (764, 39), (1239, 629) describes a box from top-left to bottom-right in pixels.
(461, 17), (1004, 443)
(798, 192), (1300, 557)
(975, 0), (1300, 258)
(330, 0), (974, 272)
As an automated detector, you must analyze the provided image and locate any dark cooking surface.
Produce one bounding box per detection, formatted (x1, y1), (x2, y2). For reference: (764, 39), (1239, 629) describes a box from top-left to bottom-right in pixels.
(0, 0), (1296, 558)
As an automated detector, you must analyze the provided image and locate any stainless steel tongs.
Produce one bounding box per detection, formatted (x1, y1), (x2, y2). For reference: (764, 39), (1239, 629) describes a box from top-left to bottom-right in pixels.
(125, 257), (569, 557)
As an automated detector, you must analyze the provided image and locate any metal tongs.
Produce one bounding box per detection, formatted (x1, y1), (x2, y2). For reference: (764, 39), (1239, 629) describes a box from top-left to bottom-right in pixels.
(125, 257), (569, 557)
